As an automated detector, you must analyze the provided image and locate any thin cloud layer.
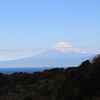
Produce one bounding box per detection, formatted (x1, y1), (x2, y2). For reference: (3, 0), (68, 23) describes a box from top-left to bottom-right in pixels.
(0, 49), (44, 61)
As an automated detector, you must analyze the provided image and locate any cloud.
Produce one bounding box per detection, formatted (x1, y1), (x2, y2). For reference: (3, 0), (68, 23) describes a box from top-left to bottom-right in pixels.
(0, 49), (44, 61)
(52, 41), (88, 54)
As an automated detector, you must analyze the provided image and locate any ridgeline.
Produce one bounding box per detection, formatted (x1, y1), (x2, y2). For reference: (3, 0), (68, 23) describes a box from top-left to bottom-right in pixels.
(0, 55), (100, 100)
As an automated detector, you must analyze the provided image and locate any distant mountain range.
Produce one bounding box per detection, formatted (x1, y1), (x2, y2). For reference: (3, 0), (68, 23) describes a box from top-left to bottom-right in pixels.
(0, 49), (93, 68)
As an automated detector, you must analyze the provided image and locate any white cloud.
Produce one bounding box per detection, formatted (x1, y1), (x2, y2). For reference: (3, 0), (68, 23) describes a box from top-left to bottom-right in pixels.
(0, 49), (44, 61)
(52, 41), (88, 54)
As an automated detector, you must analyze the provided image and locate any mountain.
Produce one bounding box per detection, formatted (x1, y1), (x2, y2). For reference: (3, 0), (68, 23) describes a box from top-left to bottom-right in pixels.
(0, 49), (93, 68)
(0, 55), (100, 100)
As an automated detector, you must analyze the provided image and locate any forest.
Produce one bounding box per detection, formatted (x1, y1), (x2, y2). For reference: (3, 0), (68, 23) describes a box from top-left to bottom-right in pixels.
(0, 55), (100, 100)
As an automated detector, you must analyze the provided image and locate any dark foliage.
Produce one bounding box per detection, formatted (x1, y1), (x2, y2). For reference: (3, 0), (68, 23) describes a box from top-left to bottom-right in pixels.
(0, 55), (100, 100)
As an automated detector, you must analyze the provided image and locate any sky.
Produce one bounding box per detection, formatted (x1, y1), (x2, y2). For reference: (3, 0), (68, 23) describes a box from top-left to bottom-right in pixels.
(0, 0), (100, 61)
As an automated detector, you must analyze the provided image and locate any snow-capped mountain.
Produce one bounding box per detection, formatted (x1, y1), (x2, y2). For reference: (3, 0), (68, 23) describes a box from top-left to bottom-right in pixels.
(0, 49), (93, 68)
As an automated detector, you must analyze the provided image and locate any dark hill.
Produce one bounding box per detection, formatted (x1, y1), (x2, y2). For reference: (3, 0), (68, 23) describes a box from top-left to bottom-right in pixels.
(0, 55), (100, 100)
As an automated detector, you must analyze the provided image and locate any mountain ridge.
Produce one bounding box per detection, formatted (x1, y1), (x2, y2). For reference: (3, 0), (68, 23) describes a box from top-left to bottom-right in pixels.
(0, 50), (93, 68)
(0, 55), (100, 100)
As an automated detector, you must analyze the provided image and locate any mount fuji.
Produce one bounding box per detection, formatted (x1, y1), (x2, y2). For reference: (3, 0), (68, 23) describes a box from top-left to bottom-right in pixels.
(0, 49), (93, 68)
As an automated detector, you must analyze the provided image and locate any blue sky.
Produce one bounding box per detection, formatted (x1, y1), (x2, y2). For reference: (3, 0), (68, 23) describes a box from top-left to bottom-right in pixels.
(0, 0), (100, 61)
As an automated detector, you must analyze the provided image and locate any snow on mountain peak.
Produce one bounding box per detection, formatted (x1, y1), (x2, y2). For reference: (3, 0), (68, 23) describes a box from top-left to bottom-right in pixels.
(52, 41), (87, 54)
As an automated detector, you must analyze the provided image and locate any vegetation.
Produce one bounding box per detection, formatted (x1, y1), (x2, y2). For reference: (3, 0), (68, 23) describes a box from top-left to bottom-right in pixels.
(0, 55), (100, 100)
